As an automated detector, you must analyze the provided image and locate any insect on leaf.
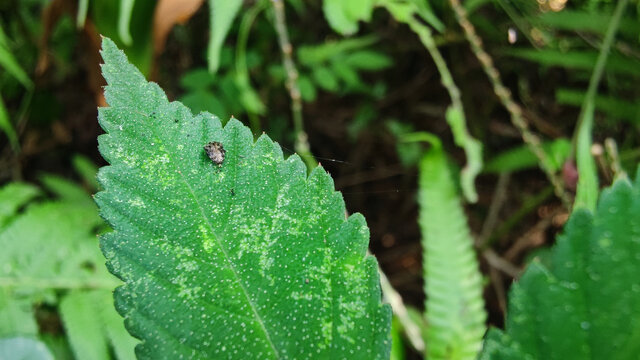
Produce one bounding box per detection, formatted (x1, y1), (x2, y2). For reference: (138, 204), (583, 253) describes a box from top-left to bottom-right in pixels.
(95, 37), (391, 359)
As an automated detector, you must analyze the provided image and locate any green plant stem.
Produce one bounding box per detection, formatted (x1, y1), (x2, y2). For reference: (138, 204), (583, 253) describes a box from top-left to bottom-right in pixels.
(572, 0), (629, 211)
(448, 0), (571, 209)
(604, 138), (626, 180)
(118, 0), (135, 46)
(236, 1), (267, 134)
(271, 0), (316, 170)
(484, 186), (554, 249)
(401, 14), (481, 203)
(377, 265), (425, 353)
(76, 0), (89, 28)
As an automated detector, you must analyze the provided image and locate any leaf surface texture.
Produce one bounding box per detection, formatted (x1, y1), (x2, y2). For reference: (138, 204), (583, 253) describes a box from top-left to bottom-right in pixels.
(96, 38), (390, 359)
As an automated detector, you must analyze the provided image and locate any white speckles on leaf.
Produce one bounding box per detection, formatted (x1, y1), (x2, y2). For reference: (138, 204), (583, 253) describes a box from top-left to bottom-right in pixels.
(128, 197), (146, 208)
(96, 37), (390, 360)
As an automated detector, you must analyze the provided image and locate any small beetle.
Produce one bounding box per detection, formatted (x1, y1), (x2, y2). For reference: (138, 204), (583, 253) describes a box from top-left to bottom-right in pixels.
(204, 141), (226, 165)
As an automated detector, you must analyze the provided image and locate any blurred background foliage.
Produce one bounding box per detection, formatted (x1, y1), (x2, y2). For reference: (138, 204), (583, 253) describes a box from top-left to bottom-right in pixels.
(0, 0), (639, 358)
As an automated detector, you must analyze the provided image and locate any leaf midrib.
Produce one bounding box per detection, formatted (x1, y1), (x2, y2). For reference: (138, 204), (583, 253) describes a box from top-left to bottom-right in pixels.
(140, 111), (281, 358)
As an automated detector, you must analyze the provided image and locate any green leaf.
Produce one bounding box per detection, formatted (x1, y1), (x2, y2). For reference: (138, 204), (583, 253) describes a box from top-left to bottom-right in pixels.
(414, 133), (486, 360)
(481, 172), (640, 359)
(0, 94), (19, 152)
(0, 337), (54, 360)
(507, 49), (640, 77)
(0, 200), (112, 288)
(410, 0), (445, 33)
(208, 0), (243, 74)
(343, 50), (393, 71)
(118, 0), (135, 46)
(322, 0), (375, 35)
(0, 180), (134, 358)
(180, 68), (217, 91)
(0, 182), (40, 229)
(330, 61), (361, 88)
(181, 90), (228, 119)
(96, 37), (391, 359)
(484, 138), (571, 174)
(96, 291), (138, 360)
(39, 174), (95, 207)
(312, 66), (340, 92)
(537, 10), (640, 38)
(573, 0), (629, 212)
(556, 88), (640, 124)
(0, 25), (33, 89)
(72, 154), (101, 192)
(298, 36), (379, 65)
(60, 291), (110, 360)
(0, 290), (38, 337)
(297, 75), (317, 102)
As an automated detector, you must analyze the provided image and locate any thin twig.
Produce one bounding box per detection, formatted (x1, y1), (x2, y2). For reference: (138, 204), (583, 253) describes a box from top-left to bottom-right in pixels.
(483, 249), (521, 278)
(401, 15), (482, 203)
(478, 172), (510, 247)
(270, 0), (316, 170)
(488, 267), (507, 314)
(448, 0), (571, 209)
(377, 264), (426, 353)
(572, 0), (629, 211)
(604, 138), (626, 180)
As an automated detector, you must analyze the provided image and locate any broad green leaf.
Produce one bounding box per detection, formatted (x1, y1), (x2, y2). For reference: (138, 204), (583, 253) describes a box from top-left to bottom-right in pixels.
(481, 172), (640, 359)
(180, 68), (217, 91)
(484, 138), (571, 174)
(0, 290), (38, 337)
(61, 291), (110, 360)
(323, 0), (375, 35)
(343, 0), (375, 26)
(411, 132), (486, 360)
(0, 201), (113, 288)
(181, 90), (227, 119)
(96, 291), (138, 360)
(96, 37), (391, 359)
(0, 180), (134, 358)
(0, 182), (40, 229)
(0, 337), (54, 360)
(208, 0), (243, 73)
